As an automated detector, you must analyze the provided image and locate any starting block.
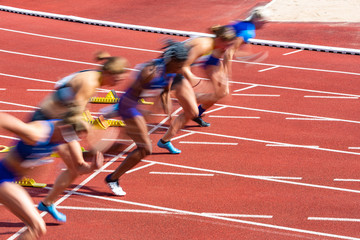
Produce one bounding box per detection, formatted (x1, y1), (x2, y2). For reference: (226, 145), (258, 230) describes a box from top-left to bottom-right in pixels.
(15, 177), (47, 188)
(83, 110), (125, 129)
(0, 145), (13, 153)
(89, 90), (120, 104)
(89, 90), (153, 105)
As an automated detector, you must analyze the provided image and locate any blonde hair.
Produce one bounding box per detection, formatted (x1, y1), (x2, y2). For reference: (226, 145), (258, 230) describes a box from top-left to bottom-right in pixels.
(210, 25), (236, 41)
(95, 51), (128, 74)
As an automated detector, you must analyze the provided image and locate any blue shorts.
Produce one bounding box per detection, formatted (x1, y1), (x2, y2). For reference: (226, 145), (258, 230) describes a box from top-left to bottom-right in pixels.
(204, 55), (220, 67)
(0, 161), (17, 184)
(116, 95), (142, 120)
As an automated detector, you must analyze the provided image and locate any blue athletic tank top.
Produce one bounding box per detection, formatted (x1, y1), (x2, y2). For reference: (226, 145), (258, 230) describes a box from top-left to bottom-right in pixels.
(14, 121), (60, 162)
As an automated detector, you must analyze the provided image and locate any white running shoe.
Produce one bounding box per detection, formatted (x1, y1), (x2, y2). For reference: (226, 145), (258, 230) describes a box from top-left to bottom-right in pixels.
(105, 174), (126, 196)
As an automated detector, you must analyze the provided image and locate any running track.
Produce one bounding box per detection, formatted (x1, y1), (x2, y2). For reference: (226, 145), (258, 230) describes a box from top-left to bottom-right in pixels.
(1, 8), (360, 240)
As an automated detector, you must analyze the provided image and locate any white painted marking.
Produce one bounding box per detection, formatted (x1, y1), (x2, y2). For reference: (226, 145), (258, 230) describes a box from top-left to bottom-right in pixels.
(60, 189), (360, 240)
(0, 110), (35, 113)
(26, 89), (55, 92)
(179, 141), (238, 145)
(232, 94), (280, 97)
(233, 85), (258, 92)
(0, 88), (6, 90)
(56, 206), (169, 214)
(283, 49), (303, 55)
(204, 213), (273, 218)
(308, 217), (360, 222)
(286, 117), (336, 121)
(0, 100), (39, 109)
(258, 66), (280, 72)
(126, 162), (156, 174)
(304, 96), (358, 99)
(149, 172), (214, 176)
(334, 179), (360, 182)
(0, 27), (161, 53)
(0, 135), (19, 140)
(253, 176), (303, 180)
(348, 147), (360, 150)
(209, 116), (260, 119)
(266, 144), (319, 148)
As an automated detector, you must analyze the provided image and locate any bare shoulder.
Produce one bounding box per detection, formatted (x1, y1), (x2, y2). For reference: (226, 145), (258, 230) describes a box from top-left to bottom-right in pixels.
(71, 70), (100, 89)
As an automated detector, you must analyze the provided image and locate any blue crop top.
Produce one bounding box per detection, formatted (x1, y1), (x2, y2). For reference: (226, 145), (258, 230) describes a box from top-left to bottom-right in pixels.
(14, 121), (60, 162)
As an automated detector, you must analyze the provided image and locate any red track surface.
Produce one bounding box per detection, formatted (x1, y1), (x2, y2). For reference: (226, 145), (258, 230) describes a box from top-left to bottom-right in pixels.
(1, 3), (360, 240)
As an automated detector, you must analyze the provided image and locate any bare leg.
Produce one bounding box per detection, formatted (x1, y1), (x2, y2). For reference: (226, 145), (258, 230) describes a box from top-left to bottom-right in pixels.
(105, 116), (151, 196)
(0, 182), (46, 240)
(162, 79), (198, 142)
(196, 64), (229, 110)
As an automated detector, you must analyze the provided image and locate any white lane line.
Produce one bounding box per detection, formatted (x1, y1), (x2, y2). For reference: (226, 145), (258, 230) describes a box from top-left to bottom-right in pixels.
(285, 117), (337, 121)
(334, 179), (360, 182)
(126, 162), (156, 174)
(304, 96), (358, 99)
(233, 85), (258, 92)
(283, 50), (303, 55)
(216, 103), (360, 125)
(142, 159), (360, 195)
(232, 94), (280, 97)
(57, 189), (360, 240)
(233, 59), (360, 76)
(179, 141), (238, 145)
(0, 110), (35, 113)
(209, 116), (260, 119)
(149, 172), (214, 176)
(0, 100), (39, 109)
(308, 217), (360, 222)
(55, 206), (169, 214)
(258, 66), (280, 72)
(0, 135), (19, 140)
(253, 176), (303, 180)
(0, 27), (161, 53)
(231, 80), (360, 98)
(0, 88), (6, 90)
(204, 213), (273, 218)
(348, 147), (360, 150)
(26, 89), (55, 92)
(2, 27), (360, 76)
(266, 144), (319, 148)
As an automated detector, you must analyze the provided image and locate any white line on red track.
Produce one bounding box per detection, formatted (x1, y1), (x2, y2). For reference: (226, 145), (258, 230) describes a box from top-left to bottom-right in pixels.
(258, 66), (280, 72)
(348, 147), (360, 149)
(208, 116), (260, 119)
(304, 96), (358, 99)
(126, 162), (156, 174)
(0, 110), (34, 113)
(26, 89), (55, 92)
(204, 213), (273, 218)
(233, 85), (258, 92)
(266, 144), (319, 148)
(334, 179), (360, 182)
(149, 172), (214, 176)
(308, 217), (360, 222)
(0, 88), (6, 90)
(52, 188), (360, 240)
(179, 141), (238, 145)
(232, 94), (280, 97)
(285, 117), (339, 121)
(283, 50), (304, 56)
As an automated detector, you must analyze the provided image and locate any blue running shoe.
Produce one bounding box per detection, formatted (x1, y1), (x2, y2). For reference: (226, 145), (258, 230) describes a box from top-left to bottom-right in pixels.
(157, 140), (181, 154)
(38, 202), (66, 222)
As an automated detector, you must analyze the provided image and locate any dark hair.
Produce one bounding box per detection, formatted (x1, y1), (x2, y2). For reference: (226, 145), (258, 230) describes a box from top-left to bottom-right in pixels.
(162, 40), (189, 63)
(210, 25), (236, 41)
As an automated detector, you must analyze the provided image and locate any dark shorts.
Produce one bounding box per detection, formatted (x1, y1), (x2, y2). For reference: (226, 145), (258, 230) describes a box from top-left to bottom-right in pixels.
(204, 55), (220, 67)
(0, 161), (17, 184)
(30, 109), (50, 122)
(170, 74), (184, 89)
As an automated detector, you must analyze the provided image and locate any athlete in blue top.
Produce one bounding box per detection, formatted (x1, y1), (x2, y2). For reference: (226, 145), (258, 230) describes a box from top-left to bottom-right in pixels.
(103, 42), (189, 196)
(31, 51), (128, 222)
(0, 113), (90, 240)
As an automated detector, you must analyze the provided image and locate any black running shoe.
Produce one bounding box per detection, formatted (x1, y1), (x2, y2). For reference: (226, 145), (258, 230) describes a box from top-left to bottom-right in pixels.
(193, 116), (210, 127)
